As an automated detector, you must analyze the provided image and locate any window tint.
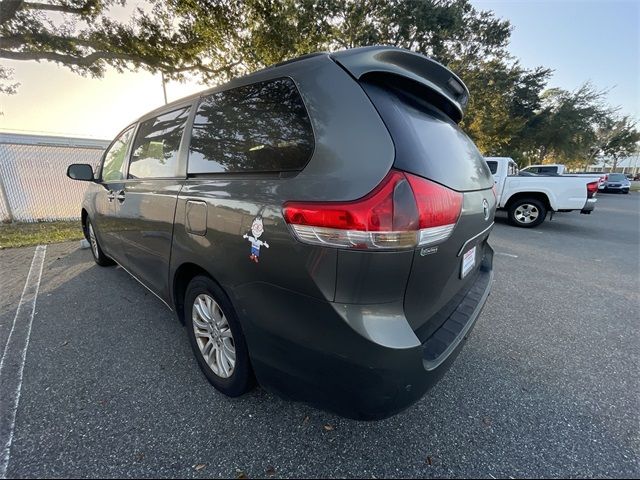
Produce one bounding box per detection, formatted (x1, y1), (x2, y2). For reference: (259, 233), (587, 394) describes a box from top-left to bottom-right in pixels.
(101, 127), (134, 182)
(486, 161), (498, 174)
(129, 106), (191, 179)
(188, 78), (314, 174)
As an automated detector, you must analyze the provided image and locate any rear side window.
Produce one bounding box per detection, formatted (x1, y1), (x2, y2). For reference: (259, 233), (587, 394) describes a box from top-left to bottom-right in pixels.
(486, 161), (497, 174)
(101, 127), (134, 182)
(188, 78), (314, 174)
(361, 79), (494, 192)
(129, 106), (191, 179)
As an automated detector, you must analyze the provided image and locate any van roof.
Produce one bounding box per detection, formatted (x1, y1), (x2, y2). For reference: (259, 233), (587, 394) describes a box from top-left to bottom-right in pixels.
(134, 46), (469, 124)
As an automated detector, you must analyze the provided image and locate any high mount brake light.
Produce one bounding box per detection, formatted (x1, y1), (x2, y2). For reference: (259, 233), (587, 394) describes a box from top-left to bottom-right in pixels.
(283, 169), (463, 250)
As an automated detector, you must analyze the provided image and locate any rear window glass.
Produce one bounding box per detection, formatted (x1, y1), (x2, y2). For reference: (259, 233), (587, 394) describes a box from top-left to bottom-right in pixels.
(129, 106), (191, 179)
(362, 80), (493, 192)
(486, 161), (497, 174)
(188, 78), (314, 174)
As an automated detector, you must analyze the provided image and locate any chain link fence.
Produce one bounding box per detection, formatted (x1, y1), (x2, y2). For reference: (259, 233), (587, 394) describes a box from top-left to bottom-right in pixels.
(0, 133), (110, 223)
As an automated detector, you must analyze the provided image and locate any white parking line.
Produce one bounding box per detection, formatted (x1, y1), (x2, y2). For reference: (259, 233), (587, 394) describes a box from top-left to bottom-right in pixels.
(0, 245), (46, 479)
(496, 252), (519, 258)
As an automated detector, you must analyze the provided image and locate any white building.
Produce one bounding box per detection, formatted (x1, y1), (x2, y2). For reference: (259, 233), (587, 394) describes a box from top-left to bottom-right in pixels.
(583, 155), (640, 175)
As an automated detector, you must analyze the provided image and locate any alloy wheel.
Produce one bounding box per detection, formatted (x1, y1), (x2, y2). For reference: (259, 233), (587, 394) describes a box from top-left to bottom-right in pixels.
(514, 204), (539, 224)
(88, 222), (99, 258)
(192, 293), (236, 378)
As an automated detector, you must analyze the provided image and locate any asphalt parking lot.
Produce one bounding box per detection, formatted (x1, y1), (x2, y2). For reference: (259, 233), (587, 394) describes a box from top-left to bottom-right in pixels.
(0, 193), (638, 479)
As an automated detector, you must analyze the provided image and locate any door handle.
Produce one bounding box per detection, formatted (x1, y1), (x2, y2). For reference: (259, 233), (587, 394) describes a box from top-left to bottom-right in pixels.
(106, 190), (115, 202)
(116, 190), (126, 203)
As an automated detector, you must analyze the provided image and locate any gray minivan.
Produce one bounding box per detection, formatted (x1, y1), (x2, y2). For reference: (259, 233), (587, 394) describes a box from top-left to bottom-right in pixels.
(67, 46), (496, 419)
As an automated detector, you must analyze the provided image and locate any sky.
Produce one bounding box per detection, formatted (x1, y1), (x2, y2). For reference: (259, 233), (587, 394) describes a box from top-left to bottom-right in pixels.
(0, 0), (638, 140)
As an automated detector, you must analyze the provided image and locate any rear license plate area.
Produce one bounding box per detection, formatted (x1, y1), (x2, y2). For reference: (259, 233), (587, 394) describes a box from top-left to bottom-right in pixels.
(461, 246), (477, 278)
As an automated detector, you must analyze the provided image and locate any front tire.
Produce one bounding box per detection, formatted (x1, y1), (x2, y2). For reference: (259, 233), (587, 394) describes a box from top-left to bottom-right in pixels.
(185, 275), (254, 397)
(508, 198), (547, 228)
(86, 219), (115, 266)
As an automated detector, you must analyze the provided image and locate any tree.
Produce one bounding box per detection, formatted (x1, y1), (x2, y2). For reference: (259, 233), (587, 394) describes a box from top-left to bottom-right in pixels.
(1, 0), (516, 86)
(521, 83), (613, 166)
(459, 59), (550, 161)
(598, 116), (640, 169)
(0, 0), (242, 90)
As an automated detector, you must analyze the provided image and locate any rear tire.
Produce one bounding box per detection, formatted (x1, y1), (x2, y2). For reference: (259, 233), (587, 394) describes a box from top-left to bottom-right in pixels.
(185, 275), (254, 397)
(507, 198), (547, 228)
(86, 218), (115, 266)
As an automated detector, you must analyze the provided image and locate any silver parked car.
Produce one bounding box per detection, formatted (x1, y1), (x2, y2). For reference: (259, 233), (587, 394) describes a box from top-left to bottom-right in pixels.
(599, 173), (631, 194)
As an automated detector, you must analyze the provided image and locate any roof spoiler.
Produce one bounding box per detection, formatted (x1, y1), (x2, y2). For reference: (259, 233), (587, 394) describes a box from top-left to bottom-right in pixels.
(330, 46), (469, 123)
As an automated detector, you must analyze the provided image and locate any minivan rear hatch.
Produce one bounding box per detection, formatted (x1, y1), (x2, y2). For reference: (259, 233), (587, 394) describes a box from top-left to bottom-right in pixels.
(334, 47), (495, 339)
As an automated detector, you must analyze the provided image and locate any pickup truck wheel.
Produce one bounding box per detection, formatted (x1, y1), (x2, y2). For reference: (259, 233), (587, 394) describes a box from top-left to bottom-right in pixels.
(185, 275), (254, 397)
(87, 219), (115, 266)
(508, 198), (547, 228)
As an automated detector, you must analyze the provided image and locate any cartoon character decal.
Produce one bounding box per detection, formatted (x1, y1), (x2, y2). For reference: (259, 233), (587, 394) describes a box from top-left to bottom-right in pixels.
(243, 216), (269, 263)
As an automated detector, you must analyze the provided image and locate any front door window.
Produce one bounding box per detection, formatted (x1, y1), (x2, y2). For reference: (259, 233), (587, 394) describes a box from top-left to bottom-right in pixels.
(101, 127), (135, 182)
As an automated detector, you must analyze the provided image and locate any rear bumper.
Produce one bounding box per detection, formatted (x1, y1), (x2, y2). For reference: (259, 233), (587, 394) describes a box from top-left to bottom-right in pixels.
(232, 246), (494, 420)
(581, 197), (597, 214)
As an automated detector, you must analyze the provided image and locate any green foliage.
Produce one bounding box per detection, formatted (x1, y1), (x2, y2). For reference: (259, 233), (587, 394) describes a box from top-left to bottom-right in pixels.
(0, 0), (513, 82)
(598, 116), (640, 168)
(459, 60), (551, 161)
(518, 85), (639, 169)
(0, 0), (241, 82)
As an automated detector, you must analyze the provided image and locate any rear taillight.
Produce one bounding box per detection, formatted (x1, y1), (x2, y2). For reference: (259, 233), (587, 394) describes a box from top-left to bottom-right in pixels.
(282, 169), (463, 250)
(587, 181), (598, 198)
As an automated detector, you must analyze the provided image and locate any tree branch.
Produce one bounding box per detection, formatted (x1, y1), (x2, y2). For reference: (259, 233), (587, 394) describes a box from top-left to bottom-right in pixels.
(0, 33), (101, 50)
(0, 0), (99, 25)
(22, 1), (95, 15)
(0, 0), (23, 24)
(0, 47), (242, 77)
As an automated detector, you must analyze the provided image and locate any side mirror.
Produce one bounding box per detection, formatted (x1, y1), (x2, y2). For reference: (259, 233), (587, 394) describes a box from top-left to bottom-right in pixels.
(67, 163), (95, 181)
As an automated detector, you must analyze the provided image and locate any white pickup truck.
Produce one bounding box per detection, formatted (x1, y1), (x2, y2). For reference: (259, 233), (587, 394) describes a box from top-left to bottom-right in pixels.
(485, 157), (598, 228)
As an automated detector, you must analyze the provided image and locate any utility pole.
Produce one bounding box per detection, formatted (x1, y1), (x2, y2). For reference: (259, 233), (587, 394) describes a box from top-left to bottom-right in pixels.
(161, 72), (168, 105)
